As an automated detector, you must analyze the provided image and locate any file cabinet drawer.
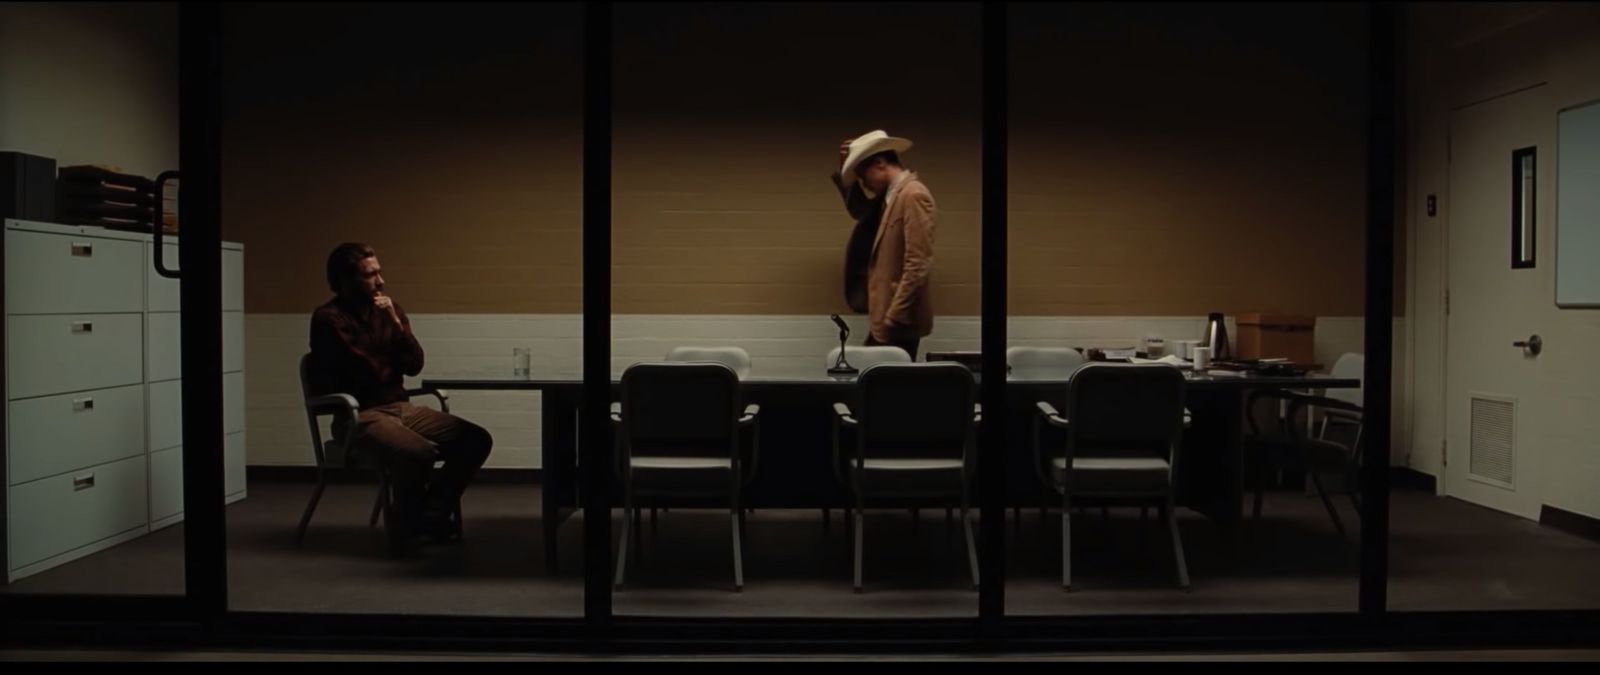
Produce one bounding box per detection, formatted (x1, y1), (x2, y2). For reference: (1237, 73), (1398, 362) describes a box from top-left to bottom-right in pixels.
(5, 229), (143, 315)
(7, 455), (147, 571)
(147, 372), (245, 451)
(8, 384), (145, 485)
(6, 314), (143, 399)
(150, 446), (183, 523)
(147, 312), (245, 382)
(146, 244), (245, 312)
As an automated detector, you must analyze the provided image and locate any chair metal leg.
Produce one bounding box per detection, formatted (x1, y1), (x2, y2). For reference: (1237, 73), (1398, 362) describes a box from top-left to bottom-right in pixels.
(1345, 461), (1363, 521)
(1309, 470), (1346, 538)
(295, 479), (329, 545)
(632, 506), (644, 562)
(961, 494), (979, 591)
(614, 491), (633, 589)
(1062, 493), (1072, 591)
(368, 479), (386, 527)
(732, 500), (745, 592)
(853, 506), (865, 593)
(1252, 461), (1267, 522)
(1166, 502), (1191, 591)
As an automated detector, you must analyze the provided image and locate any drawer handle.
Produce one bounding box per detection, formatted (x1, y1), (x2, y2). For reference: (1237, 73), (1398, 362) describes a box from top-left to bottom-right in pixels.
(71, 242), (94, 257)
(73, 397), (95, 412)
(73, 473), (96, 491)
(71, 321), (94, 334)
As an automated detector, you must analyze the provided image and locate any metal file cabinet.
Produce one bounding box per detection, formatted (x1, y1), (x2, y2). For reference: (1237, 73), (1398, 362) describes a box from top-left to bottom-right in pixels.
(3, 219), (246, 582)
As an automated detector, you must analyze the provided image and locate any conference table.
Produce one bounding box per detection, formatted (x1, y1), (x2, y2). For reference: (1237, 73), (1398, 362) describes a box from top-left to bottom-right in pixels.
(424, 368), (1359, 572)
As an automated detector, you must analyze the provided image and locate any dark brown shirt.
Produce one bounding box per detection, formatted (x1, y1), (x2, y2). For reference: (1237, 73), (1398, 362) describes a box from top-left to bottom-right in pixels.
(308, 297), (425, 409)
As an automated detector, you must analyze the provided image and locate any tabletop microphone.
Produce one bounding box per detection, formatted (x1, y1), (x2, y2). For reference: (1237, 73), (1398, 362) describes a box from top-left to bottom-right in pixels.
(828, 314), (858, 376)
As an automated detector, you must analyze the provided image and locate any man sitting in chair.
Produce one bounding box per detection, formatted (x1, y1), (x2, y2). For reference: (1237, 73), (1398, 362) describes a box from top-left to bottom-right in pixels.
(308, 242), (493, 545)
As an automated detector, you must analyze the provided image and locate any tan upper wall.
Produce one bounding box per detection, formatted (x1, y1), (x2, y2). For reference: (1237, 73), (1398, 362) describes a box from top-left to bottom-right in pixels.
(0, 2), (178, 179)
(221, 1), (1386, 318)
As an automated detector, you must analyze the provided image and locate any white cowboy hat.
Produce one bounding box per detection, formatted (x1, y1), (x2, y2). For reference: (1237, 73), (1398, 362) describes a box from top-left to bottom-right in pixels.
(839, 129), (913, 191)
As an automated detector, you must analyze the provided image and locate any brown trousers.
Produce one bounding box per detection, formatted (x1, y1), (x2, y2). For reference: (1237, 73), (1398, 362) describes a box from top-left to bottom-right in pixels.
(340, 402), (493, 526)
(865, 334), (921, 361)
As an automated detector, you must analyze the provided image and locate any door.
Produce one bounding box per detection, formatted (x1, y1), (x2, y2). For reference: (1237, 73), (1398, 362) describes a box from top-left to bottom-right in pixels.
(1444, 85), (1552, 519)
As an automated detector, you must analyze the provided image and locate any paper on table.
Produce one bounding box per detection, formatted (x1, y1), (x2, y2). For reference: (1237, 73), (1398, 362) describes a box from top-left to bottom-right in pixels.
(1130, 355), (1192, 367)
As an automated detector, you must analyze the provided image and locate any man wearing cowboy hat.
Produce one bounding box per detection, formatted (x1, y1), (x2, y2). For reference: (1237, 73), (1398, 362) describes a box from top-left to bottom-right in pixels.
(830, 130), (936, 360)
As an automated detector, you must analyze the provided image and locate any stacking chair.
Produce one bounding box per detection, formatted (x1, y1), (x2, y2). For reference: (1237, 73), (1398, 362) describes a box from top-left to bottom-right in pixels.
(1245, 387), (1364, 538)
(1032, 363), (1190, 591)
(612, 362), (760, 591)
(295, 353), (459, 552)
(830, 362), (979, 592)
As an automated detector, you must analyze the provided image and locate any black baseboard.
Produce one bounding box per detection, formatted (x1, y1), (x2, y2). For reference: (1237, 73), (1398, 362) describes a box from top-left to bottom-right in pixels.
(1391, 466), (1437, 493)
(247, 466), (541, 485)
(1541, 505), (1600, 546)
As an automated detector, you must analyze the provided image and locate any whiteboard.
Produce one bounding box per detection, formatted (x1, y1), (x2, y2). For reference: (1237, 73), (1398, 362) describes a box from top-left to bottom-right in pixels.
(1556, 99), (1600, 307)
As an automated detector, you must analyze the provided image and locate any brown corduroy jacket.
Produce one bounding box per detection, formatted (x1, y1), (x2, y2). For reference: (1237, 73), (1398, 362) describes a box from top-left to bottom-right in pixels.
(832, 171), (936, 342)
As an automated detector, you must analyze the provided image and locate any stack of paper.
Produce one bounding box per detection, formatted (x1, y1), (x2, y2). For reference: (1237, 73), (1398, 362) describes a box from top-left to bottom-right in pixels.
(1130, 355), (1192, 367)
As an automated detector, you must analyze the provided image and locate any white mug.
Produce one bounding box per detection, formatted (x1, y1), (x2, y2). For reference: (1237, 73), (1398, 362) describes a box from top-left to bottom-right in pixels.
(1144, 334), (1166, 357)
(1192, 346), (1211, 371)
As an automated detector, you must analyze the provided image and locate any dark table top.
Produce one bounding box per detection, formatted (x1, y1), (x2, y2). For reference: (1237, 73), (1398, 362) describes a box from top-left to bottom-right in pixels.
(424, 369), (1360, 392)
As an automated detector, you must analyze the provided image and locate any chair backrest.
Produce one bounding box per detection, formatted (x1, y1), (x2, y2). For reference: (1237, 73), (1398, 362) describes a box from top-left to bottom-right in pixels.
(665, 346), (752, 380)
(856, 362), (975, 462)
(298, 352), (315, 401)
(1065, 363), (1187, 463)
(1326, 352), (1364, 409)
(619, 362), (741, 461)
(1245, 388), (1301, 442)
(299, 352), (334, 466)
(826, 345), (913, 371)
(1006, 346), (1085, 380)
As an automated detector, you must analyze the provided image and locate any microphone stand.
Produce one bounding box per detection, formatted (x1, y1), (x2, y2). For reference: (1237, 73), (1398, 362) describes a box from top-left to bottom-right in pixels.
(828, 315), (858, 376)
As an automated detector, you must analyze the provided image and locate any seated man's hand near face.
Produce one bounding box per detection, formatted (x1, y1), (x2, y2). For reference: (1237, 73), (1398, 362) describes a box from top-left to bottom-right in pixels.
(372, 293), (402, 326)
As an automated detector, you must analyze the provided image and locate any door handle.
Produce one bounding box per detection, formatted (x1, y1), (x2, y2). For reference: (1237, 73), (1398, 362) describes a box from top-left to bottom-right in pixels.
(152, 170), (180, 279)
(1513, 335), (1543, 356)
(73, 397), (95, 412)
(73, 473), (96, 491)
(71, 242), (93, 257)
(71, 321), (94, 334)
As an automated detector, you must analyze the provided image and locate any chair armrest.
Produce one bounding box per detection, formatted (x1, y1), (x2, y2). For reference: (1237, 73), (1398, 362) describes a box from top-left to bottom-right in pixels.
(740, 403), (760, 425)
(1035, 401), (1070, 429)
(307, 393), (360, 419)
(1323, 408), (1363, 424)
(610, 401), (622, 423)
(406, 387), (450, 412)
(1288, 392), (1364, 416)
(832, 402), (857, 427)
(1184, 407), (1193, 429)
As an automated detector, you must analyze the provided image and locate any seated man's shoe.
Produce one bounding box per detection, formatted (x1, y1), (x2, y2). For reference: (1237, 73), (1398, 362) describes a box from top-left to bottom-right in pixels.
(382, 500), (423, 556)
(418, 503), (460, 544)
(385, 516), (418, 556)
